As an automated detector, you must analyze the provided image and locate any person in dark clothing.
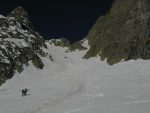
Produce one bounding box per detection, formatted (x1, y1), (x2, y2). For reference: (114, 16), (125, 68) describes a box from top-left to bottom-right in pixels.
(24, 88), (28, 96)
(21, 88), (29, 96)
(22, 89), (24, 96)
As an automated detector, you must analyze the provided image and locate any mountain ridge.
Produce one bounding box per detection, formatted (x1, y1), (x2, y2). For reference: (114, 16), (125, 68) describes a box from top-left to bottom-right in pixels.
(1, 2), (150, 113)
(7, 6), (33, 30)
(1, 0), (150, 85)
(0, 6), (50, 85)
(84, 0), (150, 64)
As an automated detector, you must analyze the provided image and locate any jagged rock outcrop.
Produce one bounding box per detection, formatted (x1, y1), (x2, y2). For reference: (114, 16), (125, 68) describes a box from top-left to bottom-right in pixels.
(8, 6), (33, 29)
(0, 6), (49, 85)
(2, 0), (150, 85)
(84, 0), (150, 64)
(49, 38), (87, 52)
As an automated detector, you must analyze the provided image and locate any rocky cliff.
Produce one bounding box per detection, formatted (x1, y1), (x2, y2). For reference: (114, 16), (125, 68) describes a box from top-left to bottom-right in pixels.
(0, 6), (49, 85)
(1, 0), (150, 85)
(84, 0), (150, 64)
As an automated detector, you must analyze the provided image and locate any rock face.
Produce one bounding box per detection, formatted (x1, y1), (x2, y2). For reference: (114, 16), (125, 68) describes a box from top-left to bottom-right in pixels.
(1, 0), (150, 84)
(0, 6), (49, 85)
(8, 6), (33, 29)
(50, 38), (87, 52)
(84, 0), (150, 64)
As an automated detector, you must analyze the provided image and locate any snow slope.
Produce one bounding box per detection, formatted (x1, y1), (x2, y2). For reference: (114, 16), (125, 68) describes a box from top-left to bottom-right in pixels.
(0, 40), (150, 113)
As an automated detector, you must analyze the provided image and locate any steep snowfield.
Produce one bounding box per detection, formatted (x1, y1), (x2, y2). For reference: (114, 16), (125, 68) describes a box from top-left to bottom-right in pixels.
(0, 40), (150, 113)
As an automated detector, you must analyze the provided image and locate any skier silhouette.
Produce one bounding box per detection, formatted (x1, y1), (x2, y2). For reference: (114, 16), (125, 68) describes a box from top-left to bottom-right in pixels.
(22, 88), (29, 96)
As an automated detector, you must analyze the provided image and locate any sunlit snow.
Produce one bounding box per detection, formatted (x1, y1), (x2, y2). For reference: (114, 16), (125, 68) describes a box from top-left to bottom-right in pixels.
(0, 40), (150, 113)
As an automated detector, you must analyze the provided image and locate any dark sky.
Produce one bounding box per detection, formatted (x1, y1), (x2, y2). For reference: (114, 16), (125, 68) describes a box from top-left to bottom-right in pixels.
(0, 0), (114, 42)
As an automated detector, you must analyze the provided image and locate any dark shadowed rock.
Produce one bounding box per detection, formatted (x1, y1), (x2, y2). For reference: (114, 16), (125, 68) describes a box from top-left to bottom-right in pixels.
(0, 6), (51, 85)
(7, 6), (33, 30)
(84, 0), (150, 64)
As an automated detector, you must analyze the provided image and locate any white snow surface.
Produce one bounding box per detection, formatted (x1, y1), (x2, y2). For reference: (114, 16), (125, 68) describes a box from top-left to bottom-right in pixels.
(0, 15), (4, 18)
(1, 40), (150, 113)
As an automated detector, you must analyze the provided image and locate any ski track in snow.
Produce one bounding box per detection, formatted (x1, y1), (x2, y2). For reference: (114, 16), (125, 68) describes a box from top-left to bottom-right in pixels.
(27, 81), (85, 113)
(117, 99), (150, 105)
(1, 41), (150, 113)
(63, 106), (91, 113)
